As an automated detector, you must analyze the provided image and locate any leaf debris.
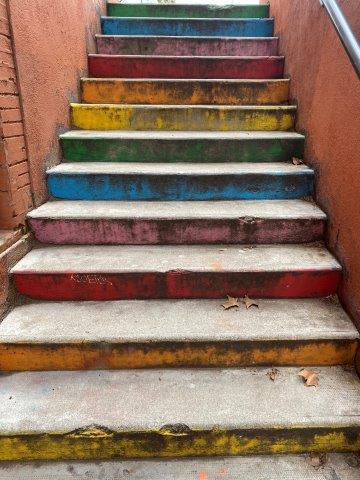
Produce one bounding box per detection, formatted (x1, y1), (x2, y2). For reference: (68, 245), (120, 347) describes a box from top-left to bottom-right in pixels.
(221, 295), (239, 310)
(298, 368), (319, 387)
(266, 368), (280, 382)
(241, 295), (259, 309)
(292, 157), (304, 165)
(307, 452), (327, 470)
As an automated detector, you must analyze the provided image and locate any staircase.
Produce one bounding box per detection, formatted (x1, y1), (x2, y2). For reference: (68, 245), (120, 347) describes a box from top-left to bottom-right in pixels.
(0, 1), (359, 477)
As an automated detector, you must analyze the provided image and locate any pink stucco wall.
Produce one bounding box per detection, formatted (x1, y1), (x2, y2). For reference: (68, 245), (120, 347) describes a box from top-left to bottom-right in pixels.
(8, 0), (106, 206)
(270, 0), (360, 327)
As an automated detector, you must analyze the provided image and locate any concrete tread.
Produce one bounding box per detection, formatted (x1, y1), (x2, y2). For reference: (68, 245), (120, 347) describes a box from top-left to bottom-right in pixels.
(11, 244), (341, 274)
(1, 299), (357, 343)
(47, 162), (312, 175)
(27, 199), (326, 221)
(1, 366), (359, 433)
(72, 103), (297, 111)
(1, 454), (359, 479)
(96, 34), (280, 41)
(89, 53), (284, 60)
(61, 130), (303, 140)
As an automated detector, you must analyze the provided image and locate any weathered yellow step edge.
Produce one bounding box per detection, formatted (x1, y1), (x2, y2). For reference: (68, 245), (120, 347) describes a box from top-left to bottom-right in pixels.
(81, 78), (290, 105)
(0, 343), (357, 371)
(0, 428), (359, 461)
(70, 104), (296, 131)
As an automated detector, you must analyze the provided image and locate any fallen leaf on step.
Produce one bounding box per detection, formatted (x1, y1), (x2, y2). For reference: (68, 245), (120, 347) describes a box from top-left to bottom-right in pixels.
(221, 295), (239, 310)
(241, 295), (259, 309)
(307, 452), (327, 470)
(292, 157), (304, 165)
(327, 294), (341, 306)
(266, 368), (280, 382)
(298, 368), (319, 386)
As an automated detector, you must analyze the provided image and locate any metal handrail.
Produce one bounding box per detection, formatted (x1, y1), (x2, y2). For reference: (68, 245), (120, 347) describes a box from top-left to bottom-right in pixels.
(319, 0), (360, 78)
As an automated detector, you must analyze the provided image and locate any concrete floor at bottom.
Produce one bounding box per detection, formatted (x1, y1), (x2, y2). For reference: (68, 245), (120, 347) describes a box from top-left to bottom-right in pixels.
(0, 453), (359, 479)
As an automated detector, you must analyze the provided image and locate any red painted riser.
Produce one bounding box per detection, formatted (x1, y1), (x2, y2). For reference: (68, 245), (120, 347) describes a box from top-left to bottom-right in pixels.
(14, 271), (340, 301)
(29, 218), (325, 245)
(88, 55), (284, 79)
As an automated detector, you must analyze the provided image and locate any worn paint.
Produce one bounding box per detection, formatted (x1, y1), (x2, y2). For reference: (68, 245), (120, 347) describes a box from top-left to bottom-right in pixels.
(0, 340), (357, 371)
(88, 55), (284, 80)
(13, 270), (340, 301)
(47, 170), (313, 201)
(28, 217), (325, 245)
(101, 17), (274, 38)
(96, 36), (279, 57)
(106, 3), (270, 19)
(0, 427), (358, 461)
(60, 133), (304, 163)
(81, 79), (290, 105)
(70, 104), (296, 131)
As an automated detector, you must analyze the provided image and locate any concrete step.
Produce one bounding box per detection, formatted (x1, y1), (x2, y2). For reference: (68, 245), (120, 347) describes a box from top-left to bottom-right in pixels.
(81, 78), (290, 105)
(1, 454), (360, 479)
(101, 17), (274, 38)
(96, 35), (279, 56)
(106, 2), (270, 19)
(88, 54), (284, 79)
(12, 243), (341, 300)
(28, 200), (326, 245)
(0, 299), (357, 371)
(70, 104), (297, 131)
(47, 163), (313, 201)
(0, 366), (359, 460)
(60, 130), (304, 163)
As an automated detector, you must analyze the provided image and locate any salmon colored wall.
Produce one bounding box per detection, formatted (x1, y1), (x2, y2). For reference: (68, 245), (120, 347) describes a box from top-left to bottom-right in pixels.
(8, 0), (106, 206)
(270, 0), (360, 328)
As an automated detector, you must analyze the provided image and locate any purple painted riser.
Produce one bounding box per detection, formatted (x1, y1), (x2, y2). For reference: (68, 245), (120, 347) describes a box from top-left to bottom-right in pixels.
(96, 36), (279, 56)
(29, 218), (325, 245)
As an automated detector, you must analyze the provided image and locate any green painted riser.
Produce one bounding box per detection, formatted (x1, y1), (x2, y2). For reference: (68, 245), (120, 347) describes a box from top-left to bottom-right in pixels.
(61, 137), (305, 163)
(107, 3), (270, 19)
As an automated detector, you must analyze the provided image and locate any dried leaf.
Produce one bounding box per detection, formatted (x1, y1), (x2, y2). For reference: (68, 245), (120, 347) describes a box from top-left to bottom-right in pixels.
(292, 157), (304, 165)
(327, 294), (341, 306)
(307, 452), (327, 470)
(241, 295), (259, 309)
(298, 368), (319, 387)
(266, 368), (280, 381)
(221, 295), (239, 310)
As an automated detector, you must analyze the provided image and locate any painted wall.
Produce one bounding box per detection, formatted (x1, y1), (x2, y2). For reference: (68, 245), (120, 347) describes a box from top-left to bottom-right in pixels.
(270, 0), (360, 327)
(8, 0), (106, 206)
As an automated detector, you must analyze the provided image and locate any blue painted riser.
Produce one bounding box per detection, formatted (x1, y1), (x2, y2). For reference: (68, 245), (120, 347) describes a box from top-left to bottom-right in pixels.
(101, 17), (274, 37)
(47, 173), (313, 201)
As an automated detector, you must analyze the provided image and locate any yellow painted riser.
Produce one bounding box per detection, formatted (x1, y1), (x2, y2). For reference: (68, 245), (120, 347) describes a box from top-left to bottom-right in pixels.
(0, 341), (357, 371)
(81, 80), (290, 105)
(71, 104), (296, 131)
(0, 429), (359, 461)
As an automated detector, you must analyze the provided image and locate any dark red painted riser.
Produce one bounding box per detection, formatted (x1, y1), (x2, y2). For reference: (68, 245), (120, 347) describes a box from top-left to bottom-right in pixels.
(14, 271), (340, 301)
(88, 55), (285, 79)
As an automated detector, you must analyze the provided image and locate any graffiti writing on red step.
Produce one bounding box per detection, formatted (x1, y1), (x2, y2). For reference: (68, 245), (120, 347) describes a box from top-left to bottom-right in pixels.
(70, 273), (113, 285)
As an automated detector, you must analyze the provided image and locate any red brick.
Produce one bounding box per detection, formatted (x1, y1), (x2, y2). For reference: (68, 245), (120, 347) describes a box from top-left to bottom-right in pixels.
(3, 136), (27, 164)
(1, 122), (23, 137)
(0, 35), (11, 54)
(0, 94), (20, 109)
(0, 18), (10, 37)
(1, 108), (22, 122)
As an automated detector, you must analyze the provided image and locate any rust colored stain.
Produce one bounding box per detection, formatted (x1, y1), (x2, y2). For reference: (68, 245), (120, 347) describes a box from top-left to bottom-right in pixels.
(8, 0), (106, 206)
(270, 0), (360, 329)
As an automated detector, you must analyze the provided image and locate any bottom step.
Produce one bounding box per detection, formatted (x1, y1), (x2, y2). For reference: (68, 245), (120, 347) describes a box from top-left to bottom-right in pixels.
(1, 454), (359, 479)
(0, 367), (359, 460)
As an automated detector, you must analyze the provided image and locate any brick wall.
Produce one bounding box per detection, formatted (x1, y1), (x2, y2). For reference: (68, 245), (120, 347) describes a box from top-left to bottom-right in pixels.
(0, 0), (32, 230)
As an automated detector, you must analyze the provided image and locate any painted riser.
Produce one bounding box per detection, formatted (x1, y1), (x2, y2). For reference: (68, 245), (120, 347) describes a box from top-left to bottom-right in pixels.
(1, 425), (359, 461)
(106, 4), (270, 19)
(61, 136), (304, 163)
(47, 173), (313, 201)
(29, 218), (325, 245)
(81, 79), (289, 105)
(101, 18), (274, 38)
(71, 105), (296, 131)
(88, 55), (284, 80)
(1, 339), (356, 371)
(14, 270), (340, 301)
(96, 36), (279, 57)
